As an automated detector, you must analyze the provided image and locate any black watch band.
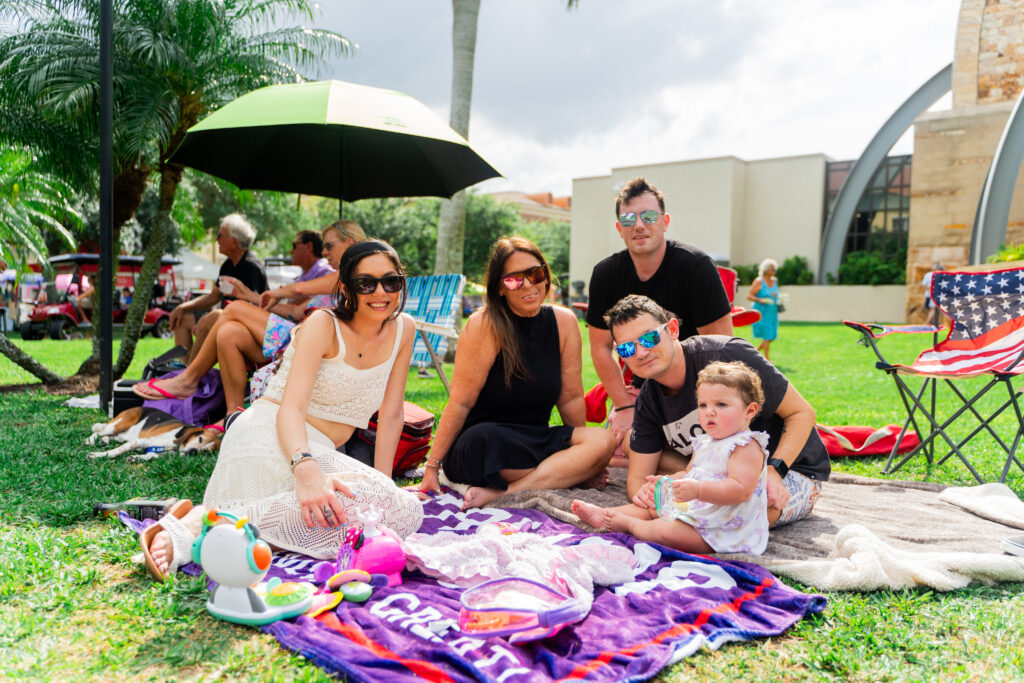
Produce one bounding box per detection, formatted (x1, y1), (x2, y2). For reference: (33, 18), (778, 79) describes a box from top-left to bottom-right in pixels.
(766, 457), (789, 478)
(290, 451), (315, 470)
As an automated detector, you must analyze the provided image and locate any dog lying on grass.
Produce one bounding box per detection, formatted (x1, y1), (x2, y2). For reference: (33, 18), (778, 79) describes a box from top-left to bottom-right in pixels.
(87, 407), (223, 460)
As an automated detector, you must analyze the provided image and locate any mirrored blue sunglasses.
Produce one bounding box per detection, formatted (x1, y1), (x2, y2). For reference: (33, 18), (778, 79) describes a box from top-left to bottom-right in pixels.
(615, 322), (670, 358)
(617, 209), (661, 228)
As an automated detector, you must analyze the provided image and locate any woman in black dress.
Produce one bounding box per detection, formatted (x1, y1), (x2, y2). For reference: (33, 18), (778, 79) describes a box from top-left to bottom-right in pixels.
(419, 237), (614, 509)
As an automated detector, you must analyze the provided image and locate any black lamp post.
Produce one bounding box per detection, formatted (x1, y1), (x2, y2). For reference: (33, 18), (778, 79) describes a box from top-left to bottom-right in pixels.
(99, 0), (113, 411)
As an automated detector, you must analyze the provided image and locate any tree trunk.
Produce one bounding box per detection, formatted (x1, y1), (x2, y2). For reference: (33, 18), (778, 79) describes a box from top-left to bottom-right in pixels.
(433, 0), (480, 276)
(112, 163), (181, 377)
(76, 163), (151, 376)
(0, 334), (63, 384)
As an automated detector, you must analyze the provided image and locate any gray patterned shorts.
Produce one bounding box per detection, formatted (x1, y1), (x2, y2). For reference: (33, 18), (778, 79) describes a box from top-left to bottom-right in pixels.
(770, 470), (823, 527)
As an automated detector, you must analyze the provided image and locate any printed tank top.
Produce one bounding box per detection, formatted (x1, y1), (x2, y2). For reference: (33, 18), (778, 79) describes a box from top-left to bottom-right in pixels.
(261, 311), (404, 428)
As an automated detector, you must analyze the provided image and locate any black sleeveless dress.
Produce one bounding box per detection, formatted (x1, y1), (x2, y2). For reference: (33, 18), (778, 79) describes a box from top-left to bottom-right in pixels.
(442, 306), (575, 489)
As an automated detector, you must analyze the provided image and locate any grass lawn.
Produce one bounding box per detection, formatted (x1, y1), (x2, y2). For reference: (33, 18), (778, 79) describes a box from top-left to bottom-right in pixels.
(1, 323), (1023, 681)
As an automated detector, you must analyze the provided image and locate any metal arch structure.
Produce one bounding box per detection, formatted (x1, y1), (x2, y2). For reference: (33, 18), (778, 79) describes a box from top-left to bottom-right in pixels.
(818, 64), (952, 284)
(970, 88), (1024, 264)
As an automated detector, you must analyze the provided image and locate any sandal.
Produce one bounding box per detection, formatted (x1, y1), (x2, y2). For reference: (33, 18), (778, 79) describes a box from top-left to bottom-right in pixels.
(140, 499), (195, 582)
(132, 378), (192, 401)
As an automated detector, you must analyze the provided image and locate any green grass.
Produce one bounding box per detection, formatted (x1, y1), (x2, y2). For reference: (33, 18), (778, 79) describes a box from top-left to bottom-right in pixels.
(1, 323), (1022, 681)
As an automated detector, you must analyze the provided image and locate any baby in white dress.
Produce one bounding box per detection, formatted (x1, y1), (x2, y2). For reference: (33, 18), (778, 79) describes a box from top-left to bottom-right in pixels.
(574, 361), (770, 555)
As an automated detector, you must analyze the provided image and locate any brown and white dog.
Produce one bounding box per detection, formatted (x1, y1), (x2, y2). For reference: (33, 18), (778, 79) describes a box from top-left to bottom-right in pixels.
(87, 407), (223, 460)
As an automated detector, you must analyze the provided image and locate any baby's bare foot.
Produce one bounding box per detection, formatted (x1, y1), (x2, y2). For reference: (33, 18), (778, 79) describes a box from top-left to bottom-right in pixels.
(571, 500), (607, 531)
(604, 510), (632, 533)
(462, 486), (502, 511)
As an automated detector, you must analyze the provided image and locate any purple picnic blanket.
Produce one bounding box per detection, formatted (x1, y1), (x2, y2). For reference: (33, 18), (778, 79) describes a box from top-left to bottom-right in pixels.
(130, 490), (825, 682)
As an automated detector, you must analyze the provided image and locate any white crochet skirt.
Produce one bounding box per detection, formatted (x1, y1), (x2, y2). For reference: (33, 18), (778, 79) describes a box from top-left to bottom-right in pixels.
(203, 399), (424, 559)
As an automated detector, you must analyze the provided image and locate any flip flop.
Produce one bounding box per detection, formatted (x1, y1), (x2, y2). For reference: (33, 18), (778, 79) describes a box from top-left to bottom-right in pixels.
(132, 378), (191, 401)
(140, 499), (194, 582)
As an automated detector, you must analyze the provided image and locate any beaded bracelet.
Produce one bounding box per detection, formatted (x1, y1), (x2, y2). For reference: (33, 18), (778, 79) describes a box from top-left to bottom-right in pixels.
(424, 457), (442, 470)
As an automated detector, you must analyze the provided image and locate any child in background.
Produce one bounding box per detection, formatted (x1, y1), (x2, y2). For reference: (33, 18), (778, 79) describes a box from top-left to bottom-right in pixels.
(573, 361), (771, 555)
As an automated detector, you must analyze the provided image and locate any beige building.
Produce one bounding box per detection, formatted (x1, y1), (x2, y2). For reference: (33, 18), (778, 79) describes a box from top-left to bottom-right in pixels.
(570, 154), (828, 291)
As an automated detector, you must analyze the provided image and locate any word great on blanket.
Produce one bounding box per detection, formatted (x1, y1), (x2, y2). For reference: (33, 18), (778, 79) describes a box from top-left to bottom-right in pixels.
(261, 492), (826, 683)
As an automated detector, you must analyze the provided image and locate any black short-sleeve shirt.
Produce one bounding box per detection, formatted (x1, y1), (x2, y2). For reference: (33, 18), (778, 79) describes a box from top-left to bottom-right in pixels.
(586, 241), (732, 340)
(218, 250), (268, 305)
(630, 335), (830, 482)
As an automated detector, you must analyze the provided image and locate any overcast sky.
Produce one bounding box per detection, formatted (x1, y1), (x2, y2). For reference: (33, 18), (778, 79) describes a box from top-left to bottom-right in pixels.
(303, 0), (963, 197)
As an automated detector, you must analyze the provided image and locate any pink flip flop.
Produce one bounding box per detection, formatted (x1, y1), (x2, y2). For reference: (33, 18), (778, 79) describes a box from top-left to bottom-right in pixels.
(132, 378), (190, 401)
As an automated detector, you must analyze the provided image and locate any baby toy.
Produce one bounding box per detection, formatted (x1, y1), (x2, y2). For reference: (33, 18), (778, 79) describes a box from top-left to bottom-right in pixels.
(190, 508), (315, 626)
(653, 475), (690, 521)
(311, 506), (407, 588)
(458, 577), (589, 644)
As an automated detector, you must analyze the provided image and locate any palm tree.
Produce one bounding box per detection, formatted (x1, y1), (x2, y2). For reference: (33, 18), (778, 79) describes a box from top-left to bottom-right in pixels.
(433, 0), (578, 275)
(0, 144), (80, 383)
(0, 0), (351, 376)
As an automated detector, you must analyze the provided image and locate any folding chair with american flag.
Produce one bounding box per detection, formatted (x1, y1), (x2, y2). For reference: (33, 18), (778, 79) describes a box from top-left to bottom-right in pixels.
(844, 267), (1024, 483)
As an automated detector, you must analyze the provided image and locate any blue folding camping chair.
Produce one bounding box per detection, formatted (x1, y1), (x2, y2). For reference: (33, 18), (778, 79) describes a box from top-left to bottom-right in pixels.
(405, 274), (465, 394)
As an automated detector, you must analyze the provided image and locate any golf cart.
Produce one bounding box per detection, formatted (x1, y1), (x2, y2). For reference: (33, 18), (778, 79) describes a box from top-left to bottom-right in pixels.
(19, 254), (182, 340)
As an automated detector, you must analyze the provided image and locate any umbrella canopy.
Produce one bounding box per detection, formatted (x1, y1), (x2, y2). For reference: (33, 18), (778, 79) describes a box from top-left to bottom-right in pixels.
(169, 80), (501, 200)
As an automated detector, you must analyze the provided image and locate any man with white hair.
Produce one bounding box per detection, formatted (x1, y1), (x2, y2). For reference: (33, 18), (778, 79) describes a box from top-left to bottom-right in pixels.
(169, 213), (268, 358)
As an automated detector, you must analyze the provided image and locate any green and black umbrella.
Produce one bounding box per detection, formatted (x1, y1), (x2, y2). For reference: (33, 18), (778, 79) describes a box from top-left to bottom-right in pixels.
(169, 80), (500, 200)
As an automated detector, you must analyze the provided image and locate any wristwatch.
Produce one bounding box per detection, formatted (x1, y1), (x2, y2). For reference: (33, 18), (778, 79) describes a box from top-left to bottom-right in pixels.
(290, 451), (315, 470)
(766, 457), (789, 478)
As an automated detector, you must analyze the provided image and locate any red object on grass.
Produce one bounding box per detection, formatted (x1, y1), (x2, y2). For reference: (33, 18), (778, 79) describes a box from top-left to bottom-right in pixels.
(815, 424), (920, 457)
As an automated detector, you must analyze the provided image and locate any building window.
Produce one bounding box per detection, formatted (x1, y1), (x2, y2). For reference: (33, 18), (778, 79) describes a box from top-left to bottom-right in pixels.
(824, 154), (911, 259)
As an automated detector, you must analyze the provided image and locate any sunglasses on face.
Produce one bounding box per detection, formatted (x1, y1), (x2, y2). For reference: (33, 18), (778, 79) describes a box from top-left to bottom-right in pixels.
(351, 275), (404, 295)
(617, 210), (661, 228)
(501, 265), (548, 291)
(615, 322), (670, 358)
(322, 240), (341, 251)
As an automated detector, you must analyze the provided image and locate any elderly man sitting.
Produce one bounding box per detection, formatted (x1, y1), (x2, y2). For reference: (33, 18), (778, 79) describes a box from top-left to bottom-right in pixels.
(168, 213), (268, 360)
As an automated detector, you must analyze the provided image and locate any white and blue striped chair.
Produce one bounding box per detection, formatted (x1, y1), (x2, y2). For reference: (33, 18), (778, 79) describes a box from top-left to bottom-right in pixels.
(404, 274), (465, 394)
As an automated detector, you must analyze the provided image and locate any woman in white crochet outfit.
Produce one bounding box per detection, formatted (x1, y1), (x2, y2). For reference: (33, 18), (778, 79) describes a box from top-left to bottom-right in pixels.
(141, 240), (423, 581)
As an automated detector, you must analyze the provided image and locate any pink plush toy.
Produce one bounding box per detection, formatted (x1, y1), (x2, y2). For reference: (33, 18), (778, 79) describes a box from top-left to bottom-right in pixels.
(312, 506), (407, 587)
(352, 506), (406, 586)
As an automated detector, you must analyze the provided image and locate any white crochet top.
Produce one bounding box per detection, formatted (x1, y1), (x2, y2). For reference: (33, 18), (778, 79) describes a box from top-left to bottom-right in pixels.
(261, 310), (403, 429)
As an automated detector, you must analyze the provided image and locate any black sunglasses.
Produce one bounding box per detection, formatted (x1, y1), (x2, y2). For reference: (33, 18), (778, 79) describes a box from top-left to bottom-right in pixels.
(351, 275), (404, 295)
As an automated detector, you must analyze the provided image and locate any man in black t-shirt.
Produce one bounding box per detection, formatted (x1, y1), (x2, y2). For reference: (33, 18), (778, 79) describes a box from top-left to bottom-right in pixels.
(168, 213), (268, 359)
(587, 177), (733, 462)
(606, 294), (829, 527)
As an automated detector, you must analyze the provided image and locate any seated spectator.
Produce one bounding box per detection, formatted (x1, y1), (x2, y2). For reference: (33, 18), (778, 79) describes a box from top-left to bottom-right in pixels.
(168, 214), (268, 360)
(133, 223), (357, 412)
(419, 236), (615, 510)
(603, 294), (829, 528)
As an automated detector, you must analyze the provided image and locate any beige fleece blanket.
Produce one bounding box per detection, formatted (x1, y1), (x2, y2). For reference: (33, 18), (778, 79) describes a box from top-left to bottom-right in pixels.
(456, 470), (1024, 592)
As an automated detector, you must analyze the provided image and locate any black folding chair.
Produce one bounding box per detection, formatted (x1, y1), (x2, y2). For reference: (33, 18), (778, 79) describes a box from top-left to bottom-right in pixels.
(844, 268), (1024, 483)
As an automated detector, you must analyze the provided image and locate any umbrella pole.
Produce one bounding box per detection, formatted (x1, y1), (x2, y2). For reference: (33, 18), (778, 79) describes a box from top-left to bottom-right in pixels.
(338, 134), (348, 220)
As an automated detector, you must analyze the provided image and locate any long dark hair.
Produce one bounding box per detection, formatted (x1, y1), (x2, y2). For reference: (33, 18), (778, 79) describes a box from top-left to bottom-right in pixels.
(484, 236), (551, 386)
(331, 240), (407, 322)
